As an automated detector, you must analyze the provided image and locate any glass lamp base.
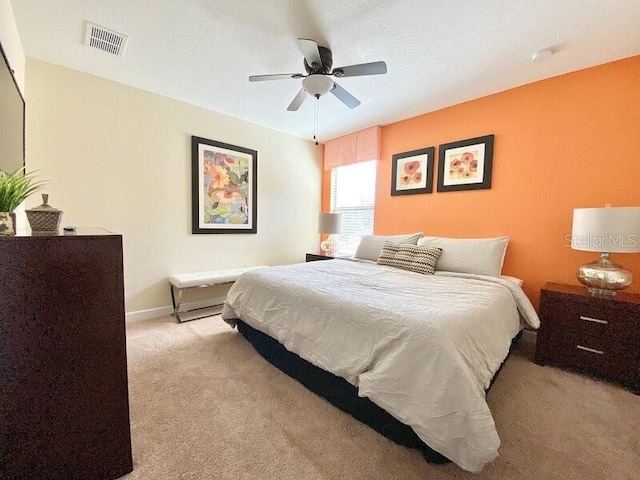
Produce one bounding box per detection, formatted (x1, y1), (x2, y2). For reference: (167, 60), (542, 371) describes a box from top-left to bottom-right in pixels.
(320, 236), (338, 255)
(577, 252), (632, 296)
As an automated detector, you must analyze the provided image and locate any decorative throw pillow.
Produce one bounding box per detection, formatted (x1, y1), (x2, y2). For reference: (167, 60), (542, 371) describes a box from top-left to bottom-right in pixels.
(354, 232), (422, 262)
(377, 241), (442, 275)
(417, 236), (509, 277)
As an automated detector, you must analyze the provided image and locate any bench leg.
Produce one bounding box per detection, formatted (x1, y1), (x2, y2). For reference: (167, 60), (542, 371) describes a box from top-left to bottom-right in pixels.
(170, 283), (231, 324)
(170, 284), (185, 323)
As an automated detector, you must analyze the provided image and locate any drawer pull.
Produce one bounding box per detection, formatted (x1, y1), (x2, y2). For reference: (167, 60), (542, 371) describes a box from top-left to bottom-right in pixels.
(579, 315), (608, 325)
(576, 345), (604, 355)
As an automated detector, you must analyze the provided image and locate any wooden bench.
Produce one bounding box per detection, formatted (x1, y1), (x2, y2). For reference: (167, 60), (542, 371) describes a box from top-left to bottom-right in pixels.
(168, 266), (265, 323)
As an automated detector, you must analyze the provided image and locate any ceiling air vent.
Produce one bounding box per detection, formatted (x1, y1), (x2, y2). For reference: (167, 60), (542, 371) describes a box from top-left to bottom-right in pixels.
(84, 22), (128, 56)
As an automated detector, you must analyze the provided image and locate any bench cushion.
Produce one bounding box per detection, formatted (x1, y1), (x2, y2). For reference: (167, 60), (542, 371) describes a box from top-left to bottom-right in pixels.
(169, 266), (264, 289)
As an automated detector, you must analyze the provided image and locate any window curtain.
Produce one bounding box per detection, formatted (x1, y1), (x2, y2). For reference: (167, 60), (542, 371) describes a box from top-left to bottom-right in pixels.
(323, 126), (381, 170)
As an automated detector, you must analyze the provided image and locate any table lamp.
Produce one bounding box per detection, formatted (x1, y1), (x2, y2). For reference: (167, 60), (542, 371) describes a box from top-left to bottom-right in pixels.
(571, 206), (640, 296)
(318, 212), (342, 254)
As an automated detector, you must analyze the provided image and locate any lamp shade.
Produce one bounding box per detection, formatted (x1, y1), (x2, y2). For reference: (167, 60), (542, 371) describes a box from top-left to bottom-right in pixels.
(318, 213), (342, 234)
(571, 207), (640, 253)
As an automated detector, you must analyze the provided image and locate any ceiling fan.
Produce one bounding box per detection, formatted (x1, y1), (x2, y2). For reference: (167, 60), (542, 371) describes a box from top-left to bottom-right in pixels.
(249, 38), (387, 111)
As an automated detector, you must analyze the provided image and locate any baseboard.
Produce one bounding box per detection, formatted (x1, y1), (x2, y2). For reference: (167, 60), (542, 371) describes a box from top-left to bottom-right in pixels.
(125, 296), (227, 324)
(521, 329), (537, 344)
(125, 306), (173, 323)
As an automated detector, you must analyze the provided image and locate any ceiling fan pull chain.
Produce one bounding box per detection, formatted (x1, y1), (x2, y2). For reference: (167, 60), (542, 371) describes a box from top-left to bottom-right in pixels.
(314, 97), (319, 145)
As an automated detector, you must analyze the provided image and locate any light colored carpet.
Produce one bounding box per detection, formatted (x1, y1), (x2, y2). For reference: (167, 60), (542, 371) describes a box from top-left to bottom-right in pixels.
(122, 315), (639, 480)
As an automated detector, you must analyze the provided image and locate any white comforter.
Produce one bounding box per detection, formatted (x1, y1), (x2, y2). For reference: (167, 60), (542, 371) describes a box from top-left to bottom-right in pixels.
(221, 260), (540, 472)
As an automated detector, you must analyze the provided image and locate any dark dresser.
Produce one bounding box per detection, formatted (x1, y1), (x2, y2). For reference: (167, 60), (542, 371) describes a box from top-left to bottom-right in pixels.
(534, 282), (639, 393)
(0, 230), (133, 479)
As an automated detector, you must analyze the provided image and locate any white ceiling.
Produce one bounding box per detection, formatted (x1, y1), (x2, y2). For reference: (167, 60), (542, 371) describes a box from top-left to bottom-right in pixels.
(11, 0), (640, 142)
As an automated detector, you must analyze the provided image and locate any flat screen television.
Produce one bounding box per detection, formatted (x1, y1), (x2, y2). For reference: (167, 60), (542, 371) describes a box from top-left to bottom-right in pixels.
(0, 41), (25, 174)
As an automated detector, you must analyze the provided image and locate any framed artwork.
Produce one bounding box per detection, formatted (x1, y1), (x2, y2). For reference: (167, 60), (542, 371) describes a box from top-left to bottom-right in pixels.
(191, 136), (257, 234)
(437, 134), (494, 192)
(390, 147), (435, 196)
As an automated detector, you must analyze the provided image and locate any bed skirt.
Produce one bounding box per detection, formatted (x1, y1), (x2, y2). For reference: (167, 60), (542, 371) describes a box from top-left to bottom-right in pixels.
(236, 319), (521, 464)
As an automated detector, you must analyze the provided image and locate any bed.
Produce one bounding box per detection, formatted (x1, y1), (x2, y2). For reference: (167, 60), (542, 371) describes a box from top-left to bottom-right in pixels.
(221, 259), (539, 472)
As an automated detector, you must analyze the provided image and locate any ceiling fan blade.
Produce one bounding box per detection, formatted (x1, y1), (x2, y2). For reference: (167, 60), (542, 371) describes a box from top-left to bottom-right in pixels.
(332, 61), (387, 78)
(330, 82), (361, 109)
(287, 88), (308, 111)
(249, 73), (304, 82)
(297, 38), (323, 69)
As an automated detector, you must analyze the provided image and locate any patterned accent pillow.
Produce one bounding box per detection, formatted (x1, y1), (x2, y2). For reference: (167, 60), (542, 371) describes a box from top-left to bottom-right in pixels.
(376, 241), (442, 275)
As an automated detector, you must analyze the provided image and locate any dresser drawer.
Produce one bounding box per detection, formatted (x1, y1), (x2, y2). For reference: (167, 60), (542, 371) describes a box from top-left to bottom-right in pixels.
(543, 297), (637, 341)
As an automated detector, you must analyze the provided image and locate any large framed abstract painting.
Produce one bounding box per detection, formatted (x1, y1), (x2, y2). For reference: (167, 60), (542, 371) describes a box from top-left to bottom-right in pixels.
(437, 134), (494, 192)
(191, 136), (257, 234)
(390, 147), (435, 196)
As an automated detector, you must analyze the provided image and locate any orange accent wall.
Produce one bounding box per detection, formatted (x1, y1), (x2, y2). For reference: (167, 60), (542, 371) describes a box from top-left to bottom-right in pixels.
(324, 55), (640, 308)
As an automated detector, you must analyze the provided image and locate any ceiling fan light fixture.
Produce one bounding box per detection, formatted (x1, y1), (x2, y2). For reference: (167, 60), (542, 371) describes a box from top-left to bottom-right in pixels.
(302, 74), (334, 97)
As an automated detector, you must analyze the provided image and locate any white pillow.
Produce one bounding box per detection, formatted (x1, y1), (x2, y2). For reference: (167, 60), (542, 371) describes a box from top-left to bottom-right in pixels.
(354, 232), (422, 262)
(501, 275), (523, 287)
(417, 236), (509, 277)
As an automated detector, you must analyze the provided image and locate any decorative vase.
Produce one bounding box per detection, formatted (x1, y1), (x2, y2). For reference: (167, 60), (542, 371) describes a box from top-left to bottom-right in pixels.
(26, 194), (63, 234)
(0, 212), (15, 235)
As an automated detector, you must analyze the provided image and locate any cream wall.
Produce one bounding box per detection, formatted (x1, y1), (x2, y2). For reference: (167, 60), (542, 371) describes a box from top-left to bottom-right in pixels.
(25, 59), (322, 314)
(0, 0), (24, 92)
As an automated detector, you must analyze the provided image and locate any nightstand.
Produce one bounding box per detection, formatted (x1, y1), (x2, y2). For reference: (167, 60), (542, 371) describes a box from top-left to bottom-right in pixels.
(535, 282), (639, 392)
(305, 252), (335, 262)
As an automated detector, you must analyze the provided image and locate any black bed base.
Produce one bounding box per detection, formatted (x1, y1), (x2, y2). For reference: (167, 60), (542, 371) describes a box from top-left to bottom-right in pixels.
(237, 320), (521, 464)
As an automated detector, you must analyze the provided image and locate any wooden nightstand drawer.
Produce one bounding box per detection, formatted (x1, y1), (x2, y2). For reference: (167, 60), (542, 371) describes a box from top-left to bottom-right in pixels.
(552, 332), (637, 383)
(558, 328), (637, 358)
(577, 303), (637, 335)
(543, 298), (637, 341)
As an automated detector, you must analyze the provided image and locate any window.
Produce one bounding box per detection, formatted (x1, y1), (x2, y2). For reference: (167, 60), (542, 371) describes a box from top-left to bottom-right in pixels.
(330, 160), (377, 253)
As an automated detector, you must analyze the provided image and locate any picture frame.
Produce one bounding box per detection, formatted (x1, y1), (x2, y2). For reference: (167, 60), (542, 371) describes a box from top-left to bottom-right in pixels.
(437, 134), (494, 192)
(191, 136), (257, 234)
(390, 147), (435, 196)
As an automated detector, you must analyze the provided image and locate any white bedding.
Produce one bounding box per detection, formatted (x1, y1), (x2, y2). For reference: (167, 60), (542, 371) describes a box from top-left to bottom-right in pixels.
(221, 260), (539, 472)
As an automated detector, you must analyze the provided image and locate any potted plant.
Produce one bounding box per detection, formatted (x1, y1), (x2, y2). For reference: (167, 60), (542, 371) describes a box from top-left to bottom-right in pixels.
(0, 167), (46, 235)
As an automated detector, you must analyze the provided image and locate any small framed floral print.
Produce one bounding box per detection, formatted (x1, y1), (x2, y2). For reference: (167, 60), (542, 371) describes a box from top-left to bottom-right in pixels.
(390, 147), (435, 196)
(437, 135), (494, 192)
(191, 136), (257, 234)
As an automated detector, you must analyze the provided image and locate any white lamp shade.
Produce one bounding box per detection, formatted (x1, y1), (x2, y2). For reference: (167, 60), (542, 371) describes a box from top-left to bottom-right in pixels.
(318, 213), (342, 234)
(571, 207), (640, 253)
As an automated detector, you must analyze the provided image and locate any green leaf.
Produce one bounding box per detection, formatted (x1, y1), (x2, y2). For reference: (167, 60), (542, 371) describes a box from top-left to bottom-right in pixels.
(0, 167), (47, 212)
